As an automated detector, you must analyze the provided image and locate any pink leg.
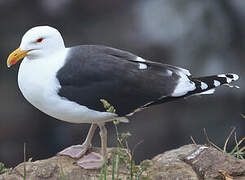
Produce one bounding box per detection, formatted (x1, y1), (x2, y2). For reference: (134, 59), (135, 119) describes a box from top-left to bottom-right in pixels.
(76, 123), (107, 169)
(58, 124), (97, 159)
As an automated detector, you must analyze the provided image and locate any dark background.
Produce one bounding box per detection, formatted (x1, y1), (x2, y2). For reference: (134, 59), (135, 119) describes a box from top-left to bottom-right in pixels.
(0, 0), (244, 167)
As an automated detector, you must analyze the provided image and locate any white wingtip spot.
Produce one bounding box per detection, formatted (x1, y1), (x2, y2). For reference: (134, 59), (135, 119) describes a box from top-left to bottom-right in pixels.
(217, 74), (226, 78)
(214, 80), (221, 87)
(200, 82), (208, 90)
(136, 56), (146, 62)
(138, 63), (147, 70)
(218, 73), (239, 83)
(231, 73), (239, 81)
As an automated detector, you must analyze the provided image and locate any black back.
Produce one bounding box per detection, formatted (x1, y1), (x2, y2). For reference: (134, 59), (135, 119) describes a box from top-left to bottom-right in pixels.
(56, 45), (180, 116)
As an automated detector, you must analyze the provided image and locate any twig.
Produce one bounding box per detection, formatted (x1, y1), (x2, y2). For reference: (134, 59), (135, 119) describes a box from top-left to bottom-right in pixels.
(23, 143), (26, 180)
(132, 140), (144, 157)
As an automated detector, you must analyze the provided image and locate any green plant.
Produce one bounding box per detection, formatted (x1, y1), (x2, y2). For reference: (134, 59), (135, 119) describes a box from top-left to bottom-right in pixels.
(202, 127), (245, 159)
(0, 162), (10, 175)
(99, 99), (150, 180)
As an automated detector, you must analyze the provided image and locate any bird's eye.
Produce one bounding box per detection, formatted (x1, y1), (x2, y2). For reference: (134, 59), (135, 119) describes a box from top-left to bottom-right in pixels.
(36, 38), (43, 43)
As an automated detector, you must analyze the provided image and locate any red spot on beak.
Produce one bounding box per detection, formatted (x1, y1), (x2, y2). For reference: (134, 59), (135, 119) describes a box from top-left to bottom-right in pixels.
(10, 59), (17, 65)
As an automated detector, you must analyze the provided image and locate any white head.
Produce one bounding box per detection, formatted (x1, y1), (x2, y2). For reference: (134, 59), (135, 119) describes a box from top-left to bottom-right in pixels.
(7, 26), (65, 67)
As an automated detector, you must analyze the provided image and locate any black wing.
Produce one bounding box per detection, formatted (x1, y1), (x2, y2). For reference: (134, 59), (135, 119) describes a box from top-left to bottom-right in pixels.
(56, 45), (182, 116)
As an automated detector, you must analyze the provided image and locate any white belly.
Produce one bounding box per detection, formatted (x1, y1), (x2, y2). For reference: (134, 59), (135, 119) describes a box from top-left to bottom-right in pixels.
(18, 49), (116, 123)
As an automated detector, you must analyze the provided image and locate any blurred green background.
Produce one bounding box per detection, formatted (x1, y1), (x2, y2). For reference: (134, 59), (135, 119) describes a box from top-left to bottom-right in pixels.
(0, 0), (244, 167)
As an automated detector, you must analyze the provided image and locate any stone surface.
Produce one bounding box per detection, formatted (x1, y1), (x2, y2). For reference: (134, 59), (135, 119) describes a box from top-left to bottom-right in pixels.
(0, 144), (244, 180)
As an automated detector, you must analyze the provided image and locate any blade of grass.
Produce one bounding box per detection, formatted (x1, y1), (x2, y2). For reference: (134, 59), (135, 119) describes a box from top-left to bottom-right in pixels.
(115, 147), (120, 179)
(203, 128), (223, 152)
(240, 113), (245, 118)
(23, 143), (26, 180)
(99, 167), (103, 180)
(230, 137), (245, 155)
(130, 158), (134, 180)
(111, 152), (115, 180)
(103, 158), (107, 180)
(132, 140), (144, 158)
(190, 136), (197, 145)
(223, 127), (236, 153)
(234, 132), (240, 155)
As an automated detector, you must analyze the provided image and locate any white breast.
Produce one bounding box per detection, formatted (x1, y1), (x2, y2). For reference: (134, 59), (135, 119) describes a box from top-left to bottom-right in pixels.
(18, 48), (116, 123)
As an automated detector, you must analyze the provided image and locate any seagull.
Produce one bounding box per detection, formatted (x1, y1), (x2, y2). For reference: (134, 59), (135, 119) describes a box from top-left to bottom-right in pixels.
(7, 26), (239, 169)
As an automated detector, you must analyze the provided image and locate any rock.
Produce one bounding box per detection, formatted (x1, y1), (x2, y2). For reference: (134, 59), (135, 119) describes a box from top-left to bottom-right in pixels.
(0, 144), (244, 180)
(150, 144), (245, 180)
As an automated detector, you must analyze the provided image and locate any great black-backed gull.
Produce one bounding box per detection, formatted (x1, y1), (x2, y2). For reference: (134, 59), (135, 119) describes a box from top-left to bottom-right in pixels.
(7, 26), (239, 169)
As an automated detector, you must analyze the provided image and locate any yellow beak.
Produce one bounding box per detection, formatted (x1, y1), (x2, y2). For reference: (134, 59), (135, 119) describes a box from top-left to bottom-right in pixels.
(7, 47), (30, 68)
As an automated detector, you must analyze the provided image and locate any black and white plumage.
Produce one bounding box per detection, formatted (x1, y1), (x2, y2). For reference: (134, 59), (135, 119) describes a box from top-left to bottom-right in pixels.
(56, 45), (239, 117)
(7, 26), (239, 169)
